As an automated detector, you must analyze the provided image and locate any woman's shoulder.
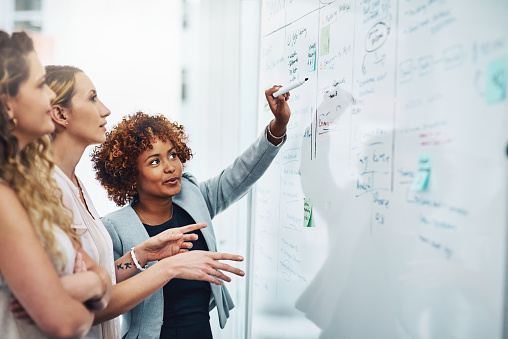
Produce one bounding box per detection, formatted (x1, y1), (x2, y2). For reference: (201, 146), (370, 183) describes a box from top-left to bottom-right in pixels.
(0, 181), (21, 207)
(101, 204), (147, 242)
(0, 184), (23, 223)
(102, 204), (134, 222)
(182, 172), (201, 189)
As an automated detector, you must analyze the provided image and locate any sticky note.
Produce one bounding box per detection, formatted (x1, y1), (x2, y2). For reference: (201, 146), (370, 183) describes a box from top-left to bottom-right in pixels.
(412, 154), (432, 191)
(486, 58), (507, 104)
(320, 25), (330, 56)
(304, 197), (313, 227)
(412, 171), (430, 191)
(308, 43), (317, 71)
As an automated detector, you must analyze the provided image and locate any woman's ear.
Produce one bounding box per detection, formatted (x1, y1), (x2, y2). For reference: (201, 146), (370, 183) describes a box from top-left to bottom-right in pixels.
(1, 94), (14, 119)
(50, 106), (69, 127)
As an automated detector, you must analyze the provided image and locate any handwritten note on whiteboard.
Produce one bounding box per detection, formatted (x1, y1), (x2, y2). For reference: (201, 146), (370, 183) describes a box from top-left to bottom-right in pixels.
(251, 1), (508, 339)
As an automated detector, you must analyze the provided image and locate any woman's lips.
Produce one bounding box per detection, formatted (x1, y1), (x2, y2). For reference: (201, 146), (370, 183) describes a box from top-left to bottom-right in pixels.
(164, 178), (179, 185)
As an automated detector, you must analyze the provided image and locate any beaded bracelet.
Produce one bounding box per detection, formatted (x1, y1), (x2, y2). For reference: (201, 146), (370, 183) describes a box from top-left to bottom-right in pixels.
(130, 247), (148, 271)
(267, 120), (286, 140)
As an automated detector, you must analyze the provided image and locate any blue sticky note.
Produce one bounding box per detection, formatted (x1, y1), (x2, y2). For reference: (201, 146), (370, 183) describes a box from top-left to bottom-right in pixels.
(486, 58), (507, 104)
(308, 43), (317, 72)
(416, 154), (432, 171)
(412, 171), (430, 191)
(412, 154), (432, 191)
(304, 197), (313, 227)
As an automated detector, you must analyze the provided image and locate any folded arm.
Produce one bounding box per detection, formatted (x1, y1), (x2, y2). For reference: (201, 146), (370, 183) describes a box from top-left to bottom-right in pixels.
(0, 184), (94, 339)
(59, 245), (112, 311)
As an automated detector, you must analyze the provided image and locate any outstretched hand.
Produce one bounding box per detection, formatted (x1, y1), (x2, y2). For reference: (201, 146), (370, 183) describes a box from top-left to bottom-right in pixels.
(138, 223), (207, 263)
(163, 250), (245, 285)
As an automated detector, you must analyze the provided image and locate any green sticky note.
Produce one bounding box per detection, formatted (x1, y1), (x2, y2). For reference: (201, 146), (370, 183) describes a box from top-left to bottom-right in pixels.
(320, 25), (330, 56)
(304, 197), (313, 227)
(412, 154), (432, 191)
(486, 58), (507, 104)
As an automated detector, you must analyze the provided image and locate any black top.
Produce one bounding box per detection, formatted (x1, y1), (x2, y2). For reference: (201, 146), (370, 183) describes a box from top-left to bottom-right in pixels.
(143, 203), (212, 339)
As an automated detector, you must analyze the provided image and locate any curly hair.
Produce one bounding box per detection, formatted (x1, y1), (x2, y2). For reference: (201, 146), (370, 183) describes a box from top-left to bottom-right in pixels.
(92, 111), (193, 206)
(0, 31), (78, 268)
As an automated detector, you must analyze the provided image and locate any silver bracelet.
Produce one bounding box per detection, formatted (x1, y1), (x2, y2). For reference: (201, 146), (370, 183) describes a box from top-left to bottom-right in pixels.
(130, 247), (147, 271)
(267, 120), (286, 140)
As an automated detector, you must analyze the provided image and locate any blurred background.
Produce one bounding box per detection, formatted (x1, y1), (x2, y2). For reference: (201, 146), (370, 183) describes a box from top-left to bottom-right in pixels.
(0, 0), (262, 337)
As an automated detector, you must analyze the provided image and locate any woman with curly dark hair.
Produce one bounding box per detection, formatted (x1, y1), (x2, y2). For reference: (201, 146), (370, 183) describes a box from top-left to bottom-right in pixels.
(43, 65), (246, 339)
(91, 87), (291, 339)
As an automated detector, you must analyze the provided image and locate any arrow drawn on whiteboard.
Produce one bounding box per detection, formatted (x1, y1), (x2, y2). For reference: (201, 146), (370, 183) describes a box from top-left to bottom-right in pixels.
(283, 223), (301, 232)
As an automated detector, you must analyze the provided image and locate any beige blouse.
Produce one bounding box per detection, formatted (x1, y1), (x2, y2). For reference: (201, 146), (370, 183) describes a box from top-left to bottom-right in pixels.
(53, 166), (120, 339)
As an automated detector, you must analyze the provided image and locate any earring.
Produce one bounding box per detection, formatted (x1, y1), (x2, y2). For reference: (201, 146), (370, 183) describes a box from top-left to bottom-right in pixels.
(65, 122), (69, 126)
(8, 117), (17, 131)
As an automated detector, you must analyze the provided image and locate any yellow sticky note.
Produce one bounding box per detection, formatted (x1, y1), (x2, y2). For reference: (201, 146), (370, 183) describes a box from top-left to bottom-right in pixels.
(320, 25), (330, 56)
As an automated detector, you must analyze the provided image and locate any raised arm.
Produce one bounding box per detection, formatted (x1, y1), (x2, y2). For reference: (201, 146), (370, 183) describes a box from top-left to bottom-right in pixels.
(197, 85), (292, 217)
(0, 184), (94, 339)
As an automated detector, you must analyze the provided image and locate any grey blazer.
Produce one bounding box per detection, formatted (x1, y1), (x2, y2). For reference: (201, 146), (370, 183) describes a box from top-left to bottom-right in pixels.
(102, 129), (285, 339)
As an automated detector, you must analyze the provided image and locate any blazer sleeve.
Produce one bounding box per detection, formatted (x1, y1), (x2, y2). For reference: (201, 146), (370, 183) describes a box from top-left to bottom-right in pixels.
(101, 217), (124, 261)
(198, 127), (285, 219)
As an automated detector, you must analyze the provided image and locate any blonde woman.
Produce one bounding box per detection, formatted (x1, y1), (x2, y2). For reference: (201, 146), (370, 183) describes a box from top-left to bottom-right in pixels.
(44, 65), (246, 338)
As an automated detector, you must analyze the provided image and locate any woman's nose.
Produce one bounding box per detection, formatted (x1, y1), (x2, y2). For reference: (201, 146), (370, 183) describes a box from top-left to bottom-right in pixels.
(164, 162), (175, 173)
(99, 100), (111, 117)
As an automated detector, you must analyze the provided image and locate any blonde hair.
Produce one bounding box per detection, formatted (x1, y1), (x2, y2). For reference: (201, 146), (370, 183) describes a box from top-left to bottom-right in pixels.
(0, 31), (78, 267)
(45, 65), (83, 139)
(10, 137), (79, 265)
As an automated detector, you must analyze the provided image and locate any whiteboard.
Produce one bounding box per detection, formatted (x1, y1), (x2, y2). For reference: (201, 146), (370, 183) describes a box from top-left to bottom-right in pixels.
(250, 1), (508, 338)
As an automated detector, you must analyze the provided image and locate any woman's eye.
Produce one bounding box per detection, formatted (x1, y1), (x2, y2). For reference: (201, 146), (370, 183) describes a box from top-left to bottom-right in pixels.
(169, 152), (177, 159)
(91, 95), (98, 102)
(150, 159), (160, 165)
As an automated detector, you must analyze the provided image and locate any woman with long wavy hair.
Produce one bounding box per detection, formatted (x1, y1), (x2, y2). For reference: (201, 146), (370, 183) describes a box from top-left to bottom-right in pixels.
(0, 30), (111, 339)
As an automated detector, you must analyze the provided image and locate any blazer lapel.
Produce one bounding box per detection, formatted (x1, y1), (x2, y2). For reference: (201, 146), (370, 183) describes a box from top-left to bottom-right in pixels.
(173, 177), (217, 252)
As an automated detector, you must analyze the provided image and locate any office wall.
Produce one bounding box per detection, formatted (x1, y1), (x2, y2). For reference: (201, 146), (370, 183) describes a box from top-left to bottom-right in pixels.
(180, 1), (263, 338)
